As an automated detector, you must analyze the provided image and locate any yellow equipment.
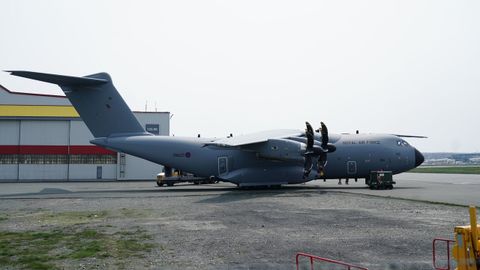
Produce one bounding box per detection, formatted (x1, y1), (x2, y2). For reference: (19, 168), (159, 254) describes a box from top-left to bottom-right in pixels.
(452, 206), (480, 270)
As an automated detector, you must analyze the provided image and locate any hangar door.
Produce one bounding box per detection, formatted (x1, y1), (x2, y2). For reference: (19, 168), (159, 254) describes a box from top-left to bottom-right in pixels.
(19, 120), (69, 180)
(0, 120), (19, 181)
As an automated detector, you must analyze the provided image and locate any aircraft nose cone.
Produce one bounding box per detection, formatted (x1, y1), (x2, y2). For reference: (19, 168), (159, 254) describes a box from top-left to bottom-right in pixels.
(414, 148), (424, 167)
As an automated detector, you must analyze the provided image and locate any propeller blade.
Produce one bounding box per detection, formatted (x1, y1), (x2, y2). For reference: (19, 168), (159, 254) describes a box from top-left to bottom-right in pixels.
(317, 122), (330, 178)
(303, 122), (315, 179)
(318, 152), (327, 173)
(320, 122), (328, 148)
(305, 122), (314, 152)
(303, 155), (313, 179)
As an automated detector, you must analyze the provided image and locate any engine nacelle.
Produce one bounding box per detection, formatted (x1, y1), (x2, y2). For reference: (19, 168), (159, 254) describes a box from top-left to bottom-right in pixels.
(256, 139), (305, 161)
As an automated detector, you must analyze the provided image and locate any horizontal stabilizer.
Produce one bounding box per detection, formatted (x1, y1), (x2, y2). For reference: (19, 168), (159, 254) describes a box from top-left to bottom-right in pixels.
(6, 70), (108, 86)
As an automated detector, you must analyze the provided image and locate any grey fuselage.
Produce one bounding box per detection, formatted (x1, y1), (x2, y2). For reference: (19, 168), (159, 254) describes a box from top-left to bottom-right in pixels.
(92, 131), (423, 186)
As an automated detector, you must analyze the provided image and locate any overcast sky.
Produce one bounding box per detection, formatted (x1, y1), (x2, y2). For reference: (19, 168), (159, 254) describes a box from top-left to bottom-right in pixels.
(1, 0), (479, 152)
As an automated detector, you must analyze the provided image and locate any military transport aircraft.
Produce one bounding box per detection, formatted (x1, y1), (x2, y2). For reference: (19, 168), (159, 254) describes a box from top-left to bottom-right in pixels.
(8, 71), (425, 187)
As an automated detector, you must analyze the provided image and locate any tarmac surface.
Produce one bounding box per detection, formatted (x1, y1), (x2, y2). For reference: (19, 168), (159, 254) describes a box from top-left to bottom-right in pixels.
(309, 172), (480, 206)
(0, 172), (478, 269)
(1, 172), (478, 206)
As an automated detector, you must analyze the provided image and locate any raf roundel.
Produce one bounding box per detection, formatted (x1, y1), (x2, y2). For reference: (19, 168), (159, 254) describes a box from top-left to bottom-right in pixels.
(185, 152), (191, 158)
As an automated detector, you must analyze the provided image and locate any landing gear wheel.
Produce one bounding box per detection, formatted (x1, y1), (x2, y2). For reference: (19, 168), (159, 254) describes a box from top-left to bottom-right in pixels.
(156, 181), (165, 187)
(167, 182), (174, 187)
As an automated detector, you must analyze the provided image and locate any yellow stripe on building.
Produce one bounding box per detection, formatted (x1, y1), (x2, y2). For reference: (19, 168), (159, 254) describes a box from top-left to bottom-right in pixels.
(0, 105), (79, 117)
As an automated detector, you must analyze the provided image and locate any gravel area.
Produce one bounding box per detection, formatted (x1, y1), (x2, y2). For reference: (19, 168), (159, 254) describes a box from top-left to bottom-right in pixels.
(0, 183), (470, 269)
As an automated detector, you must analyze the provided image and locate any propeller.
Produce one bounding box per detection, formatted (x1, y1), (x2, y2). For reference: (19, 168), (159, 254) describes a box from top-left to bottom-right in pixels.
(303, 121), (336, 179)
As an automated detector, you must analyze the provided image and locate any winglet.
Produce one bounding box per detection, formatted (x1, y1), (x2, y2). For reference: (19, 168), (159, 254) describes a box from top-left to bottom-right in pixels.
(6, 70), (108, 86)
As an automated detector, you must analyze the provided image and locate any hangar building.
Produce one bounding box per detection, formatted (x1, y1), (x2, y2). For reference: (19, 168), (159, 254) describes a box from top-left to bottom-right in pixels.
(0, 84), (169, 182)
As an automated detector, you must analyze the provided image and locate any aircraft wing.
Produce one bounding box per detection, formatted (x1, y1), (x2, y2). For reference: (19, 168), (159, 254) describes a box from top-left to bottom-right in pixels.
(207, 129), (303, 147)
(391, 134), (428, 138)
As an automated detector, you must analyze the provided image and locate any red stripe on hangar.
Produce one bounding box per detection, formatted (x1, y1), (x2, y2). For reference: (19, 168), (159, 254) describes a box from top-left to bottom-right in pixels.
(69, 146), (116, 155)
(19, 145), (67, 154)
(0, 145), (116, 155)
(0, 146), (19, 154)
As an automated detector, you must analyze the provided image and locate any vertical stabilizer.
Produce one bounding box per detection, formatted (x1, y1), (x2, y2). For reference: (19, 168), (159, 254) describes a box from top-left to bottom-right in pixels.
(7, 71), (146, 138)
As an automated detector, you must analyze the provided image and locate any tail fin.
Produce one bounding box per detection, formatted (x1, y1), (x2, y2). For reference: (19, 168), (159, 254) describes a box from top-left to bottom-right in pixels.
(7, 70), (146, 138)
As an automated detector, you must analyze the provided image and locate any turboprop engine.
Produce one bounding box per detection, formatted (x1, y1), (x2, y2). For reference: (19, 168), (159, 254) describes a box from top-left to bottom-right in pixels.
(255, 139), (306, 162)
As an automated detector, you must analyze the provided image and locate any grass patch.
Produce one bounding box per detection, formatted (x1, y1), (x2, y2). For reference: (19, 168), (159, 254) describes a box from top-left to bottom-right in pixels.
(410, 166), (480, 174)
(114, 228), (155, 257)
(69, 240), (104, 259)
(0, 230), (66, 269)
(0, 227), (156, 269)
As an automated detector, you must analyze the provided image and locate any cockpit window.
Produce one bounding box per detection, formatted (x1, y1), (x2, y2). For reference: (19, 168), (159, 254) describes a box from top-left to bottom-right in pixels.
(397, 140), (409, 146)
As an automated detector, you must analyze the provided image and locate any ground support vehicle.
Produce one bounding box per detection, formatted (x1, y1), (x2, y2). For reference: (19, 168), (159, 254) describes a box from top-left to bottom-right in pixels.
(365, 171), (395, 189)
(156, 172), (218, 187)
(433, 206), (480, 270)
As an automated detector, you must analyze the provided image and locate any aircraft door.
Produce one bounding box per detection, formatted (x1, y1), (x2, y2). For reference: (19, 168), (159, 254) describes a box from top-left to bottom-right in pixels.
(218, 156), (229, 176)
(347, 161), (357, 175)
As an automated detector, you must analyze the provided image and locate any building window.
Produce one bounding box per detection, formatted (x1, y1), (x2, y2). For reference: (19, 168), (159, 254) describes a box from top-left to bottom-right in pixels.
(0, 154), (116, 165)
(69, 154), (117, 164)
(146, 124), (160, 135)
(0, 154), (18, 164)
